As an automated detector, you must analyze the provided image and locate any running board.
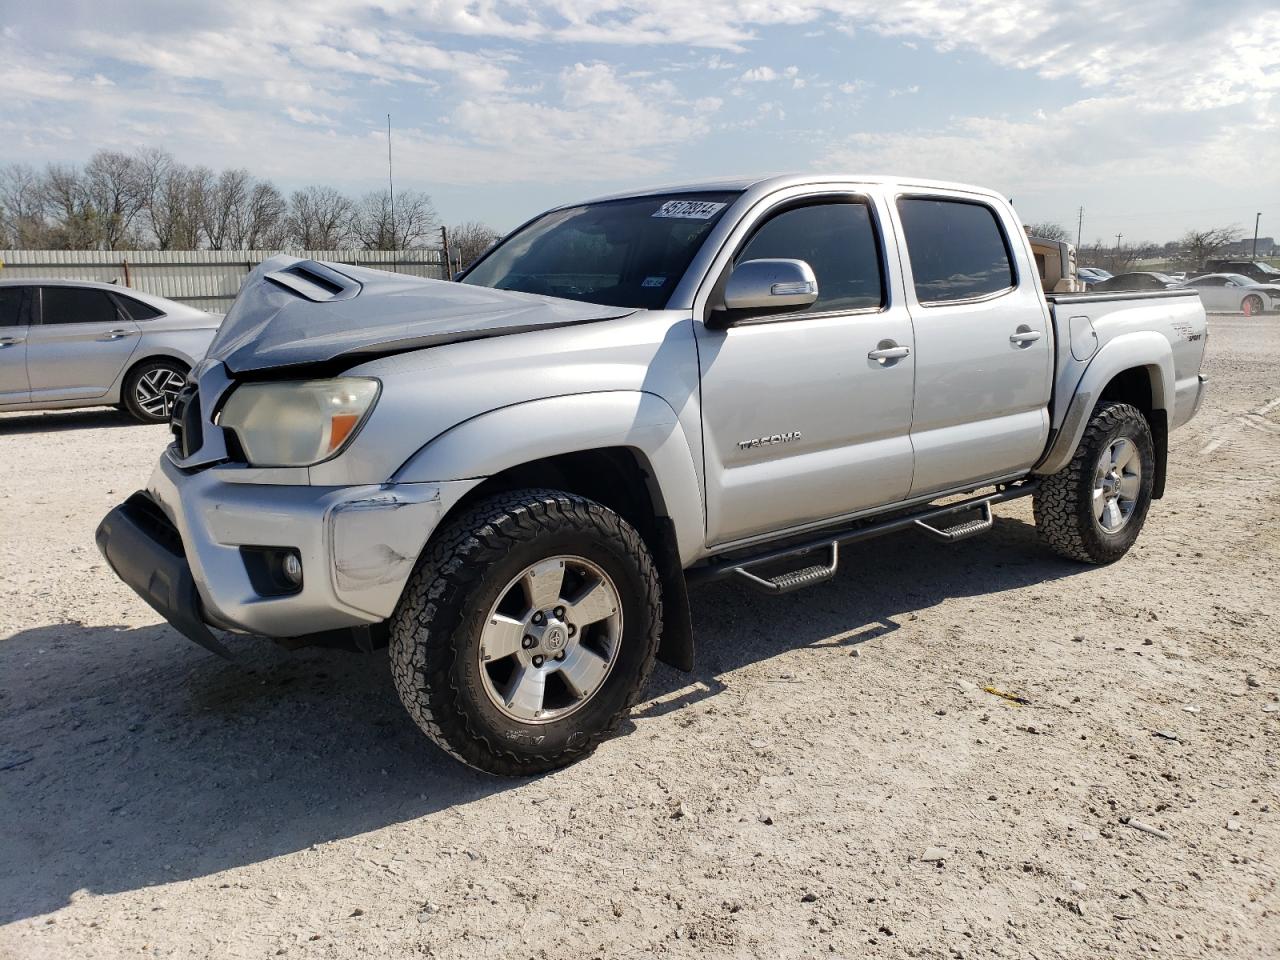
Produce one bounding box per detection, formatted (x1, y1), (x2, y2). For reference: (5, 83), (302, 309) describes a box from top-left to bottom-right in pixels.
(689, 481), (1038, 594)
(913, 501), (993, 542)
(732, 543), (839, 595)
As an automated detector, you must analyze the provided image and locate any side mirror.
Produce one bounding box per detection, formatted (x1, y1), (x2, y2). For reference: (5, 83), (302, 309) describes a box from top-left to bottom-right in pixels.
(708, 258), (818, 328)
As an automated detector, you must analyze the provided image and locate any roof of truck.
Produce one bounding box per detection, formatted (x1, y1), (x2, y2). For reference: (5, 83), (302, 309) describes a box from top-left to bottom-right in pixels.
(578, 173), (1008, 207)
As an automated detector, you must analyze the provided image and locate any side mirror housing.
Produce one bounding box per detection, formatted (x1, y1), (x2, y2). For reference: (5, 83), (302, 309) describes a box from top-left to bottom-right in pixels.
(707, 258), (818, 329)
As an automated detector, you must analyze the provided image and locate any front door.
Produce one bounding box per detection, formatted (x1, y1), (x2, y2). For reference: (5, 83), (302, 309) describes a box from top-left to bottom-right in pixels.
(26, 286), (140, 402)
(892, 194), (1053, 496)
(0, 286), (31, 404)
(695, 193), (916, 545)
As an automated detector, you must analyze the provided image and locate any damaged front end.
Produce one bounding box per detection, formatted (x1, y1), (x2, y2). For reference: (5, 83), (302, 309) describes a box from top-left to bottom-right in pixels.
(97, 256), (619, 655)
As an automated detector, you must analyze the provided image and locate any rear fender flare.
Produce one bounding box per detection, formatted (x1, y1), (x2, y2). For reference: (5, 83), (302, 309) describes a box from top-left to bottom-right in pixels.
(1035, 331), (1174, 476)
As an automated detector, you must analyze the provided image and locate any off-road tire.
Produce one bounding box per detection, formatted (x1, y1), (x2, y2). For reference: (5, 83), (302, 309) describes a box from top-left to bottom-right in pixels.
(389, 488), (662, 776)
(122, 358), (188, 424)
(1034, 401), (1155, 564)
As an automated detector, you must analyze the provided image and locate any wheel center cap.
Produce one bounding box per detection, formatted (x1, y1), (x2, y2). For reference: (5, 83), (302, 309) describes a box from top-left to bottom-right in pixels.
(541, 622), (568, 653)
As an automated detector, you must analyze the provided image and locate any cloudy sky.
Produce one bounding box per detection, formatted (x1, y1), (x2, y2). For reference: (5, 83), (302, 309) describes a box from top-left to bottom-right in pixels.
(2, 1), (1278, 241)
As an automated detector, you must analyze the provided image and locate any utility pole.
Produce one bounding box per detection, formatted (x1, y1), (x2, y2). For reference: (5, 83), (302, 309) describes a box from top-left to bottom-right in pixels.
(440, 225), (453, 281)
(1076, 206), (1083, 249)
(1253, 212), (1262, 259)
(386, 113), (396, 251)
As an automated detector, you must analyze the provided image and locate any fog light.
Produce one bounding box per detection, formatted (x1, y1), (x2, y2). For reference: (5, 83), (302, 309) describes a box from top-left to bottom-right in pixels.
(281, 552), (303, 586)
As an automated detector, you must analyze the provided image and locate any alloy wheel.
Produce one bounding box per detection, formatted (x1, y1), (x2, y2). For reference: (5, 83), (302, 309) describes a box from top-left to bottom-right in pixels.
(478, 555), (623, 723)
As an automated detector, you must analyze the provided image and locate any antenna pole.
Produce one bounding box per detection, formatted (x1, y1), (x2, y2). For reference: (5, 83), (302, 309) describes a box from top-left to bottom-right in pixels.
(387, 113), (395, 249)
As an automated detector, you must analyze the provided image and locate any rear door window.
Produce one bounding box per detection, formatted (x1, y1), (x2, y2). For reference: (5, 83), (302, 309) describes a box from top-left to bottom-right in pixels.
(735, 200), (884, 313)
(897, 198), (1015, 303)
(38, 286), (121, 325)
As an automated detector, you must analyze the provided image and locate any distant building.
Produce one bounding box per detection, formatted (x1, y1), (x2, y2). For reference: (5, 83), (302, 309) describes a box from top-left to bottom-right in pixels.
(1222, 237), (1276, 256)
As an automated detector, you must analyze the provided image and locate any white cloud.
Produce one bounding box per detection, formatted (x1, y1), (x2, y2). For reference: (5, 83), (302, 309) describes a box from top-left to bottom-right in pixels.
(739, 66), (777, 82)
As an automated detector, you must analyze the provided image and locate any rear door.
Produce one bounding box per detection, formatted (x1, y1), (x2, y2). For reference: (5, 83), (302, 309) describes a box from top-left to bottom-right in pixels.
(26, 286), (141, 401)
(0, 286), (32, 404)
(694, 187), (916, 544)
(891, 192), (1053, 496)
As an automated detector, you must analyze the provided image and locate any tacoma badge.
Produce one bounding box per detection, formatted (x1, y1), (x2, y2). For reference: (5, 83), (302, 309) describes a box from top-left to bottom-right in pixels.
(738, 431), (802, 451)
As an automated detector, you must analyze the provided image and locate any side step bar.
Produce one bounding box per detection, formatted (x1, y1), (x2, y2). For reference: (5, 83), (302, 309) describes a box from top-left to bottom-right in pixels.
(688, 481), (1038, 595)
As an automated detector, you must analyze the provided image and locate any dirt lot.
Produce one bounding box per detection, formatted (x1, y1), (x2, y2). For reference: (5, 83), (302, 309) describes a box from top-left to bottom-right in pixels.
(1, 314), (1277, 960)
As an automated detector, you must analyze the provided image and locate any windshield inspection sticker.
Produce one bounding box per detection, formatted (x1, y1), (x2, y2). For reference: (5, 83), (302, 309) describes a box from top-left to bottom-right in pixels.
(652, 199), (727, 220)
(641, 276), (667, 288)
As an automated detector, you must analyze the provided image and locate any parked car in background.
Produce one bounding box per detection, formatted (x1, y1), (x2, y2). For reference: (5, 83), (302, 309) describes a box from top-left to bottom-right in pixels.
(1092, 271), (1180, 292)
(1077, 266), (1112, 286)
(0, 280), (219, 424)
(1205, 260), (1280, 284)
(1178, 273), (1280, 314)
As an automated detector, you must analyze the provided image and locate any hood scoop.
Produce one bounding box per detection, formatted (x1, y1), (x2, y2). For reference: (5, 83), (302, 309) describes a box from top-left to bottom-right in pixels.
(205, 255), (635, 375)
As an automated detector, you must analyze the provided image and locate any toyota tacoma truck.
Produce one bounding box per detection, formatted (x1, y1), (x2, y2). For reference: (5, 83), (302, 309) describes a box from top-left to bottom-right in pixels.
(96, 175), (1209, 775)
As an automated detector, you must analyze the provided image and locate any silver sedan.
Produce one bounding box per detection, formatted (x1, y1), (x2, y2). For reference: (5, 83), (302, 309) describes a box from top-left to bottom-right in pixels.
(0, 280), (220, 423)
(1178, 273), (1280, 315)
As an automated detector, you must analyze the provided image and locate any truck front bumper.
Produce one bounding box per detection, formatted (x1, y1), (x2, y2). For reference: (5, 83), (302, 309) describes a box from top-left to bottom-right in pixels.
(96, 453), (476, 650)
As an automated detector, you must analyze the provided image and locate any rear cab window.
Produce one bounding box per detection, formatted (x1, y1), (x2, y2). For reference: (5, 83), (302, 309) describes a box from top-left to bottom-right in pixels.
(896, 197), (1016, 303)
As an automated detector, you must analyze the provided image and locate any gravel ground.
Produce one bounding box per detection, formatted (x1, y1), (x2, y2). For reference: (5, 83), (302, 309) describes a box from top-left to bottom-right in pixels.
(1, 313), (1277, 959)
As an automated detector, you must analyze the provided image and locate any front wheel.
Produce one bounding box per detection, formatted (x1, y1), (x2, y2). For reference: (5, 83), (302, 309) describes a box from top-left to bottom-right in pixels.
(1242, 294), (1264, 317)
(1034, 401), (1155, 564)
(389, 489), (662, 775)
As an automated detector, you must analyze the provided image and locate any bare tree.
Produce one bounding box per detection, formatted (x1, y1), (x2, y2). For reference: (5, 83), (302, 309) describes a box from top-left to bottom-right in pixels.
(450, 221), (501, 269)
(200, 168), (252, 250)
(287, 185), (354, 249)
(1026, 221), (1070, 243)
(231, 180), (288, 249)
(1181, 226), (1241, 271)
(83, 150), (146, 249)
(138, 150), (210, 250)
(0, 163), (51, 247)
(41, 163), (100, 249)
(351, 189), (437, 250)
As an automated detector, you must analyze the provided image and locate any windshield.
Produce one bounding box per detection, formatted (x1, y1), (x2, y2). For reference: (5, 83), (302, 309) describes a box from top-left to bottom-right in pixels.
(461, 192), (740, 309)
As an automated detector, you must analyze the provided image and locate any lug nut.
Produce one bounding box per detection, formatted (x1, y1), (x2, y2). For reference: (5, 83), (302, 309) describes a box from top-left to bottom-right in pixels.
(532, 611), (545, 625)
(553, 606), (566, 619)
(567, 624), (577, 637)
(522, 635), (534, 649)
(532, 655), (545, 667)
(554, 651), (566, 661)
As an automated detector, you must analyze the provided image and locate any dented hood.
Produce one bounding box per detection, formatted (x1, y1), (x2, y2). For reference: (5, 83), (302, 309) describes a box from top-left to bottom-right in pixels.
(205, 255), (634, 374)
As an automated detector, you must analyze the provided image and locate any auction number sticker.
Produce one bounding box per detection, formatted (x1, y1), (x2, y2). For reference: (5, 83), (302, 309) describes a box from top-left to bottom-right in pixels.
(652, 200), (726, 220)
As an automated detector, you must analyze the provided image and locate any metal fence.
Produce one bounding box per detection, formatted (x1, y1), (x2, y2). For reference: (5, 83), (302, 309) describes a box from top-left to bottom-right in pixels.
(0, 248), (449, 314)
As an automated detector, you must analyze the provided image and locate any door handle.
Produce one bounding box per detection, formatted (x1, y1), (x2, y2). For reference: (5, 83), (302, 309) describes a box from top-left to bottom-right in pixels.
(867, 342), (911, 363)
(1009, 326), (1042, 346)
(0, 336), (24, 346)
(102, 328), (135, 340)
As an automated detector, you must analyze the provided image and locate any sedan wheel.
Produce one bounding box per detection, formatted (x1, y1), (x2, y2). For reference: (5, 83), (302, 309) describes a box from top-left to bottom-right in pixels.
(123, 361), (188, 424)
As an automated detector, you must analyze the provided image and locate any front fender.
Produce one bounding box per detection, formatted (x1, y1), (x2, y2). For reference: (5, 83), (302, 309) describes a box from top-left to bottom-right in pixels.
(393, 391), (706, 566)
(1035, 330), (1174, 476)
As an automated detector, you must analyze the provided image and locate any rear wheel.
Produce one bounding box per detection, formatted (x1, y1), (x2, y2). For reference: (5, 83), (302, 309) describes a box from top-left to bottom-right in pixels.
(122, 359), (187, 424)
(389, 489), (662, 775)
(1034, 401), (1155, 564)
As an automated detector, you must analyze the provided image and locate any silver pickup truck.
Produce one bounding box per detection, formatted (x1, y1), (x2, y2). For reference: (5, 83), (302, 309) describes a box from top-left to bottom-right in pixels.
(96, 175), (1209, 775)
